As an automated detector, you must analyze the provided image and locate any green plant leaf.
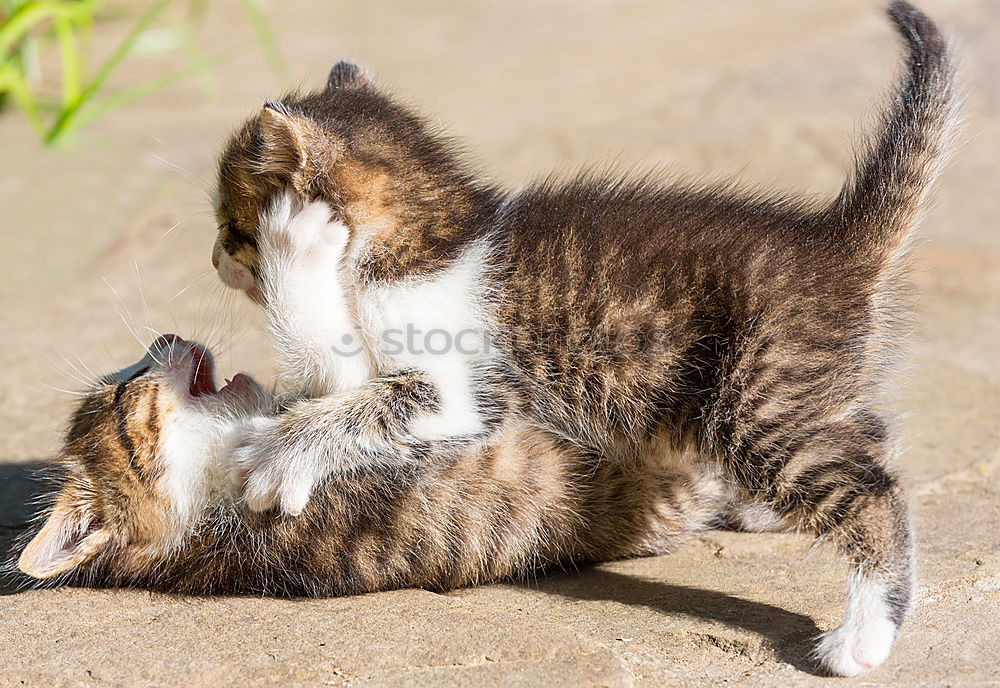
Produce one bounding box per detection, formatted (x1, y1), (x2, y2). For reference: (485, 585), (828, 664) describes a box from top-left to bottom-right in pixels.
(0, 60), (45, 136)
(53, 11), (80, 105)
(72, 40), (245, 134)
(2, 0), (288, 146)
(45, 0), (172, 144)
(237, 0), (288, 83)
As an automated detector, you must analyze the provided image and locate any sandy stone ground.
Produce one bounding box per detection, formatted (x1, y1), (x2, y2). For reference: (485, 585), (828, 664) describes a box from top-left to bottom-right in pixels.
(1, 1), (997, 685)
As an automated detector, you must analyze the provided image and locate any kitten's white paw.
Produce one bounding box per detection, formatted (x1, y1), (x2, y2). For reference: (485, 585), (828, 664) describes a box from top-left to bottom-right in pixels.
(284, 200), (338, 249)
(814, 614), (897, 677)
(262, 194), (345, 260)
(231, 416), (322, 517)
(274, 469), (315, 517)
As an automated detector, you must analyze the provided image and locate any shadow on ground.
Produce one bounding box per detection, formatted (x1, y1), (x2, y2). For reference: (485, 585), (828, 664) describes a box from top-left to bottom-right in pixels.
(0, 461), (50, 594)
(0, 459), (822, 672)
(524, 567), (823, 674)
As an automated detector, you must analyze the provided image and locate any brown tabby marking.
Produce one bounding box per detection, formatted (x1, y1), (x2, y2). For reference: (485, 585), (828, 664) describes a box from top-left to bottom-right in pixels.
(14, 348), (729, 595)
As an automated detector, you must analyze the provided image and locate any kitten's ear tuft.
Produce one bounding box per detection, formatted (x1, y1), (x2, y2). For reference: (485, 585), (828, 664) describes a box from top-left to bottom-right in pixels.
(18, 505), (111, 579)
(258, 102), (310, 177)
(326, 61), (373, 91)
(257, 103), (338, 180)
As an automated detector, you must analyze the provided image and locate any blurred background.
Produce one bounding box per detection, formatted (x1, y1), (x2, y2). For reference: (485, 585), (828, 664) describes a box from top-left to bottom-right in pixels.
(1, 1), (997, 685)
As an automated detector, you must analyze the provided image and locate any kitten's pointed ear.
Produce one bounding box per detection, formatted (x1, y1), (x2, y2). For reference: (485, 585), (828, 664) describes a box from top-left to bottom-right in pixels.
(326, 60), (373, 91)
(257, 103), (337, 180)
(258, 102), (311, 177)
(18, 505), (111, 579)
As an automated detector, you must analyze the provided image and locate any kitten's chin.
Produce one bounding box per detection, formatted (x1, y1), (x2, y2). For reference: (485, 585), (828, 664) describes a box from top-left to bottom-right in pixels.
(214, 373), (271, 418)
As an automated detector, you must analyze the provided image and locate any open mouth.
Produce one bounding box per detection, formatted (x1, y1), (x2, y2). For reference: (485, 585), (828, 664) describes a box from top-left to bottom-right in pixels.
(187, 343), (216, 397)
(151, 334), (253, 399)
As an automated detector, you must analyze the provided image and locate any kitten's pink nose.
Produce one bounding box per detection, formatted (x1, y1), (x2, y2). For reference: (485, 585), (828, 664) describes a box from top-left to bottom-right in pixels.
(212, 253), (220, 268)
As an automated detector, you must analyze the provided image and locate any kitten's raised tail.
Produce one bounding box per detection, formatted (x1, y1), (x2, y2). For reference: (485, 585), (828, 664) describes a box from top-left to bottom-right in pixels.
(832, 1), (956, 261)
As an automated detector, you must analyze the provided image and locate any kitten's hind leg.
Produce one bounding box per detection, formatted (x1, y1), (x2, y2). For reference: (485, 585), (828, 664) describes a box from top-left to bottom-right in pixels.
(724, 410), (914, 676)
(810, 485), (912, 677)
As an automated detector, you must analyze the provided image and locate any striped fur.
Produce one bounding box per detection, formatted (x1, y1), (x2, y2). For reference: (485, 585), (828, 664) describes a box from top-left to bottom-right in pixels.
(16, 2), (957, 679)
(15, 344), (729, 597)
(209, 6), (953, 674)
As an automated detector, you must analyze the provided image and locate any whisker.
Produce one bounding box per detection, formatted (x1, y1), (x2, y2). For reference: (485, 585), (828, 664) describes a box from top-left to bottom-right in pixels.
(133, 262), (155, 341)
(159, 218), (186, 240)
(164, 285), (192, 306)
(151, 154), (191, 176)
(44, 340), (100, 388)
(41, 355), (92, 390)
(101, 276), (158, 364)
(70, 350), (101, 383)
(31, 379), (88, 397)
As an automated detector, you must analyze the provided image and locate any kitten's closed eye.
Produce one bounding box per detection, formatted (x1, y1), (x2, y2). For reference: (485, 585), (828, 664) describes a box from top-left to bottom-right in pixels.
(220, 221), (258, 255)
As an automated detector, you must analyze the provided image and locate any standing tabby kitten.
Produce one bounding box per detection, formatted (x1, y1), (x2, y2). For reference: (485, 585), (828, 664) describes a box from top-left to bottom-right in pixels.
(211, 2), (955, 676)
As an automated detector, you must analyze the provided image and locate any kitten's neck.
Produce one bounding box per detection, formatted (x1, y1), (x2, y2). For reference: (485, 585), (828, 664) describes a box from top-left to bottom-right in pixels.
(157, 411), (258, 543)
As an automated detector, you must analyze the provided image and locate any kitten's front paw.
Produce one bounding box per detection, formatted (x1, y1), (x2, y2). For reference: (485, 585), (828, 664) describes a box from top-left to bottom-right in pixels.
(263, 195), (345, 262)
(231, 416), (323, 517)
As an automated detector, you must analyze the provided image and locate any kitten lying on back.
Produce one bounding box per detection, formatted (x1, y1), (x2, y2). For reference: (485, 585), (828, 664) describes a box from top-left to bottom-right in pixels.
(210, 2), (955, 676)
(16, 334), (727, 596)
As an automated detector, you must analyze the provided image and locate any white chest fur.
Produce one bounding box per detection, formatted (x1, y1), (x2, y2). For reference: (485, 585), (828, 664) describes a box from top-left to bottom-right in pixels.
(356, 239), (496, 441)
(259, 193), (496, 443)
